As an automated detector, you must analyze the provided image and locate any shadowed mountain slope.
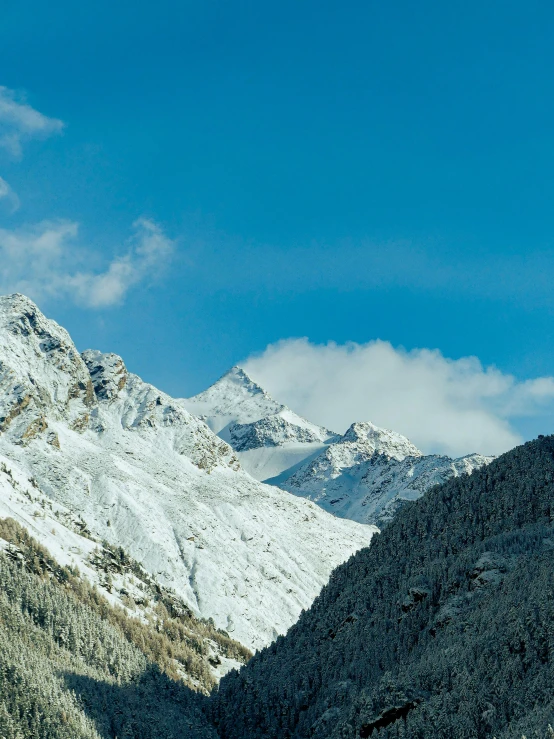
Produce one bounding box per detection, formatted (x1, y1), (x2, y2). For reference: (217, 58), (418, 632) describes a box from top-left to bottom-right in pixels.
(0, 518), (218, 739)
(210, 435), (554, 739)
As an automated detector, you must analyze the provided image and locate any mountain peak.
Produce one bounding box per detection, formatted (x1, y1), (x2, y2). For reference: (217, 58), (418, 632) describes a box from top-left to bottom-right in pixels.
(0, 292), (40, 310)
(181, 365), (285, 435)
(341, 420), (422, 459)
(219, 365), (268, 396)
(225, 365), (252, 380)
(0, 293), (69, 341)
(0, 293), (95, 439)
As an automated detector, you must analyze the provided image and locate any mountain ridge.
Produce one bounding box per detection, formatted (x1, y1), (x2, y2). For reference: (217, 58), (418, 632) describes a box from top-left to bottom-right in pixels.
(182, 363), (493, 524)
(181, 366), (339, 481)
(0, 293), (374, 651)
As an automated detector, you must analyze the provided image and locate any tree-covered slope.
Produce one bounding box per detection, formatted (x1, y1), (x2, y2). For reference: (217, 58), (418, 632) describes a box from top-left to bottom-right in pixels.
(210, 435), (554, 739)
(0, 517), (240, 739)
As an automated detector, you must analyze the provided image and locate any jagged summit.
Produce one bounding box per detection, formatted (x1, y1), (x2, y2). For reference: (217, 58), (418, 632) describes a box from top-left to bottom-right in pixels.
(222, 365), (268, 394)
(0, 292), (76, 354)
(0, 293), (95, 439)
(1, 292), (47, 312)
(181, 365), (339, 480)
(211, 366), (273, 405)
(182, 360), (494, 516)
(181, 365), (287, 435)
(276, 422), (491, 527)
(341, 421), (422, 460)
(182, 359), (492, 524)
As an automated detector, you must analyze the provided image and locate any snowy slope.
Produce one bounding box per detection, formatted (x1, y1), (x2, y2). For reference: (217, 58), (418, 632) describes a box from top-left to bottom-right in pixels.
(279, 422), (492, 526)
(0, 452), (247, 683)
(0, 294), (374, 651)
(181, 367), (339, 481)
(183, 372), (493, 526)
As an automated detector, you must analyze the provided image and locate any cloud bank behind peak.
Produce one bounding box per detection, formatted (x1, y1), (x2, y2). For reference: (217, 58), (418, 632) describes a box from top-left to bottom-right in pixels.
(243, 338), (554, 458)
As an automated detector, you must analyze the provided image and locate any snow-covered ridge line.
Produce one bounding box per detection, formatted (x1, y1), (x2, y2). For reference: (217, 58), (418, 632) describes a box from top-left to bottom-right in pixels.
(0, 293), (375, 650)
(181, 366), (339, 481)
(182, 365), (494, 525)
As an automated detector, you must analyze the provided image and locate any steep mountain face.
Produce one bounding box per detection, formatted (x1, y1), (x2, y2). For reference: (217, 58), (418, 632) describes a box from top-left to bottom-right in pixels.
(182, 369), (492, 525)
(0, 455), (251, 691)
(211, 435), (554, 739)
(0, 294), (374, 651)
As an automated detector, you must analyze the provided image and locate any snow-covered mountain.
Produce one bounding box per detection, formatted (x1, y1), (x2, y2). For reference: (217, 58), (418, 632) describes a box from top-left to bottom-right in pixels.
(181, 366), (339, 481)
(0, 294), (374, 651)
(0, 451), (249, 686)
(279, 421), (492, 526)
(183, 369), (493, 526)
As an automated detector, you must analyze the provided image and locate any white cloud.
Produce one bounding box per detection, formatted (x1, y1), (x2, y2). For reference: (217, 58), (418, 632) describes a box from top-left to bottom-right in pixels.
(243, 339), (554, 457)
(0, 87), (173, 307)
(0, 176), (20, 212)
(0, 86), (64, 157)
(0, 217), (174, 308)
(0, 176), (9, 198)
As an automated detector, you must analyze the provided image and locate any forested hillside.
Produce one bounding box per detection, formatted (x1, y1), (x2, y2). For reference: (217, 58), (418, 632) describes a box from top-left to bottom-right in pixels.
(0, 518), (248, 739)
(210, 435), (554, 738)
(5, 434), (554, 738)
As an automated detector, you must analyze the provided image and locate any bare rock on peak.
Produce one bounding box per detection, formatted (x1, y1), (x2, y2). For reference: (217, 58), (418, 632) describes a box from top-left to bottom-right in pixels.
(82, 350), (128, 401)
(0, 295), (95, 440)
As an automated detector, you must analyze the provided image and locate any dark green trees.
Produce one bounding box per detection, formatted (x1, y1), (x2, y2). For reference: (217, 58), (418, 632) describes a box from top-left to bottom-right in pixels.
(210, 435), (554, 738)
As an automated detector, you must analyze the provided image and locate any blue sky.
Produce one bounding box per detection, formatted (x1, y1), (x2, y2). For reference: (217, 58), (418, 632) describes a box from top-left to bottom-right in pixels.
(2, 1), (554, 454)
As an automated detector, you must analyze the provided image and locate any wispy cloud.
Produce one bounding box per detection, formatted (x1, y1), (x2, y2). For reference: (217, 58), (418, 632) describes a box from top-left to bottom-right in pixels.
(0, 175), (20, 212)
(0, 218), (174, 308)
(0, 85), (64, 157)
(243, 338), (554, 457)
(0, 86), (173, 308)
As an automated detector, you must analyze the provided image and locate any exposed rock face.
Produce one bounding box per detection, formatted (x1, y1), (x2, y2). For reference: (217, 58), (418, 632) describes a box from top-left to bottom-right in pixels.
(0, 294), (94, 443)
(0, 294), (374, 650)
(340, 421), (422, 460)
(230, 415), (330, 452)
(82, 350), (128, 400)
(83, 349), (240, 472)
